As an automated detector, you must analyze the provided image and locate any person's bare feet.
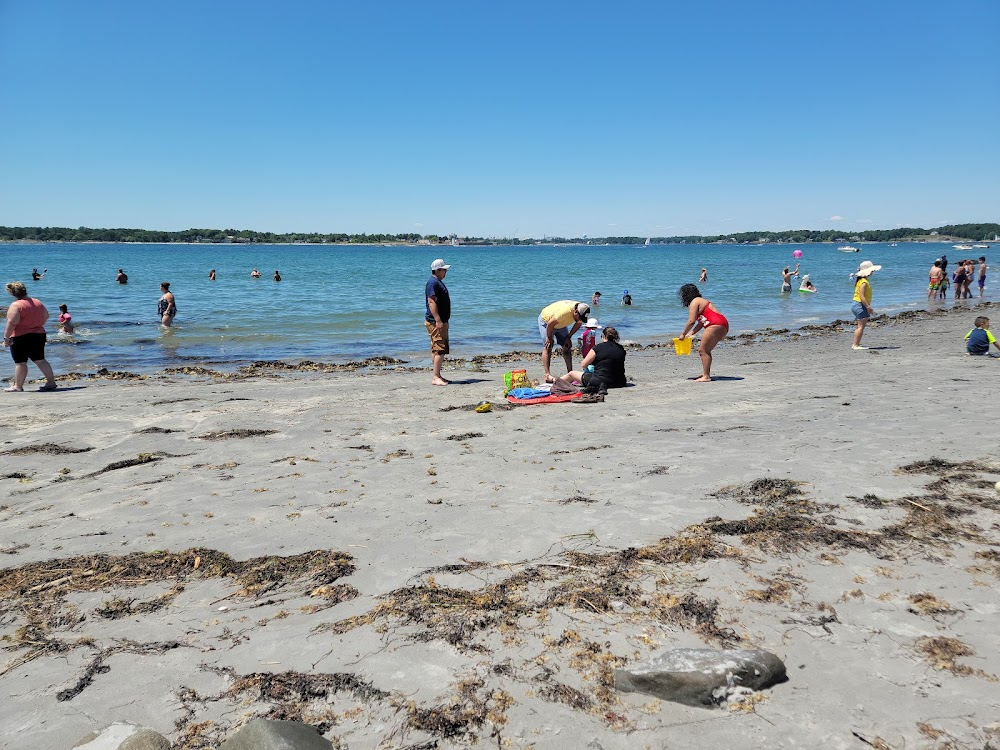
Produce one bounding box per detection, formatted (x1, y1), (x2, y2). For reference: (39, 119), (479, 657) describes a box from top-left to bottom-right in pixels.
(432, 378), (450, 386)
(693, 375), (713, 382)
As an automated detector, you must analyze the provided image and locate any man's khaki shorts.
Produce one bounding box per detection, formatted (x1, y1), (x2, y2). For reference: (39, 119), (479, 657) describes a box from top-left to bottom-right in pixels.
(425, 321), (449, 355)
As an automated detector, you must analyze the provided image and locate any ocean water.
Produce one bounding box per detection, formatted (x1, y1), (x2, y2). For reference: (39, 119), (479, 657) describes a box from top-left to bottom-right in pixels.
(0, 241), (987, 373)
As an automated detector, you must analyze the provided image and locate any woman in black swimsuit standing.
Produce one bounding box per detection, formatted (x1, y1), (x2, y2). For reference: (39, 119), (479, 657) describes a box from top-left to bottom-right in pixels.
(158, 282), (177, 327)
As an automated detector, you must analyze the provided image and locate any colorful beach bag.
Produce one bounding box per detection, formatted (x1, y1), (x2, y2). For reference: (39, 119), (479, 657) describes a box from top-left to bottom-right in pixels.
(503, 369), (529, 395)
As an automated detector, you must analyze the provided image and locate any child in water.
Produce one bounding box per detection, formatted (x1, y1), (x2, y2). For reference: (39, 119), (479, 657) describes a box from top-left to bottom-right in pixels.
(579, 318), (600, 359)
(799, 274), (817, 292)
(965, 316), (1000, 355)
(678, 283), (729, 382)
(58, 304), (74, 334)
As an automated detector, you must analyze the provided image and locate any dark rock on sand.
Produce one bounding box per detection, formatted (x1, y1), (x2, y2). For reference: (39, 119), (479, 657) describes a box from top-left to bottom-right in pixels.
(72, 721), (170, 750)
(219, 719), (333, 750)
(614, 647), (786, 707)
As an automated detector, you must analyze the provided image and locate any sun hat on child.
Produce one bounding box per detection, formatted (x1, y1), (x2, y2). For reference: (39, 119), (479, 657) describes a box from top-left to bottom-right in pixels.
(584, 318), (601, 329)
(855, 260), (882, 277)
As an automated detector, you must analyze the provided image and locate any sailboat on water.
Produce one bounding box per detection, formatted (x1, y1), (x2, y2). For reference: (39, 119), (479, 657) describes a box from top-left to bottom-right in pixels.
(644, 237), (651, 247)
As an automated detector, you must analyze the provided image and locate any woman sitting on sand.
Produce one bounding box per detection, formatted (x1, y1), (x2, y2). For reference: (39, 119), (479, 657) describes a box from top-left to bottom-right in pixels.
(555, 326), (626, 397)
(678, 283), (729, 382)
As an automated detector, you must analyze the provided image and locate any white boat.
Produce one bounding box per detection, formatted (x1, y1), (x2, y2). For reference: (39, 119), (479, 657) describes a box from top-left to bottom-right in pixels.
(644, 237), (651, 246)
(972, 243), (989, 249)
(838, 245), (860, 252)
(953, 243), (974, 250)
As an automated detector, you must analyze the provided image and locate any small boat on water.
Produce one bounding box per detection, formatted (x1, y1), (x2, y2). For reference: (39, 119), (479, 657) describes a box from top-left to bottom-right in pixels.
(838, 245), (860, 253)
(953, 243), (974, 250)
(972, 243), (989, 249)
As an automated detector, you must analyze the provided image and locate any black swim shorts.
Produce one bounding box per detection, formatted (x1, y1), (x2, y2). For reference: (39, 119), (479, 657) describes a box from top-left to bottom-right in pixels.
(10, 332), (46, 364)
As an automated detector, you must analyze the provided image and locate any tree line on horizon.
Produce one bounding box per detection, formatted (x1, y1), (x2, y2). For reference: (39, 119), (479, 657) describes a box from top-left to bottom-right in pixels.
(0, 223), (996, 245)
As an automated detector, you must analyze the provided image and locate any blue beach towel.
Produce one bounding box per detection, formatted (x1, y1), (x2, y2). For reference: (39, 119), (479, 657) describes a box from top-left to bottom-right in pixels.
(508, 387), (553, 400)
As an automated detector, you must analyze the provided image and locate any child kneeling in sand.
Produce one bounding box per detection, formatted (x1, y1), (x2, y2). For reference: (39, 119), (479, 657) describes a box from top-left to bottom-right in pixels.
(965, 316), (1000, 355)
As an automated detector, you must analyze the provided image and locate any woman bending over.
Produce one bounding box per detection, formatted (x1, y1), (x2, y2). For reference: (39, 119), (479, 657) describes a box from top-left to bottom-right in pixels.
(678, 283), (729, 382)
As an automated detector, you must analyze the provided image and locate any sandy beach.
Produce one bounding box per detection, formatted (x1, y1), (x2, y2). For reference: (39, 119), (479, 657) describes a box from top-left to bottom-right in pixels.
(2, 303), (999, 749)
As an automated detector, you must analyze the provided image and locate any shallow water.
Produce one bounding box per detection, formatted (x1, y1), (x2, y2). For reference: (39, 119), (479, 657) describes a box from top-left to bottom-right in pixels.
(0, 241), (987, 373)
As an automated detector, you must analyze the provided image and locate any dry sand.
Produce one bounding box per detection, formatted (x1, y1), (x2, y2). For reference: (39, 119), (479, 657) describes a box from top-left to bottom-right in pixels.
(2, 304), (999, 749)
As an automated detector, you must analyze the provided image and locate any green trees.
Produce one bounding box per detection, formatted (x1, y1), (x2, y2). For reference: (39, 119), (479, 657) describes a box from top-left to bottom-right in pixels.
(0, 223), (996, 245)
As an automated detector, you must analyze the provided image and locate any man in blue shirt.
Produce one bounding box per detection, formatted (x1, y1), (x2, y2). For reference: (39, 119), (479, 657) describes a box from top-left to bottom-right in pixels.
(425, 258), (451, 385)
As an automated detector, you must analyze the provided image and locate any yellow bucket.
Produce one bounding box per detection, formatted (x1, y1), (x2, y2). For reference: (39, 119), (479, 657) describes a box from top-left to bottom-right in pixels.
(672, 337), (692, 355)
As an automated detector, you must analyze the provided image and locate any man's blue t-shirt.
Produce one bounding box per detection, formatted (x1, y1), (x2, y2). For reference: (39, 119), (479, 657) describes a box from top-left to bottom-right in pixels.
(425, 276), (450, 324)
(966, 327), (996, 355)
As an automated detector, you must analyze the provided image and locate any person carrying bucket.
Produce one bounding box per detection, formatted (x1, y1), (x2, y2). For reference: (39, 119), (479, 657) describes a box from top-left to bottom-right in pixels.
(678, 283), (729, 382)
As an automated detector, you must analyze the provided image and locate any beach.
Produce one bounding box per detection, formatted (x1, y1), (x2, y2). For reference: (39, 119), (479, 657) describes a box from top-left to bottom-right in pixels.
(2, 303), (999, 749)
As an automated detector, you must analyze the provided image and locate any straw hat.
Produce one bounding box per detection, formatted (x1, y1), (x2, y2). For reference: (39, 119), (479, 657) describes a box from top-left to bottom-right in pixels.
(855, 260), (882, 277)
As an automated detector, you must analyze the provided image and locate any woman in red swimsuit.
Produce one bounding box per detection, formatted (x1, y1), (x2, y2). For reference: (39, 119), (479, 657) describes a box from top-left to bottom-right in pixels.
(678, 283), (729, 382)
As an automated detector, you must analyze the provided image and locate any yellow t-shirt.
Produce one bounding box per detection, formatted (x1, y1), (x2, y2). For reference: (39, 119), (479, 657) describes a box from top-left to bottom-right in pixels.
(540, 300), (579, 328)
(853, 278), (871, 305)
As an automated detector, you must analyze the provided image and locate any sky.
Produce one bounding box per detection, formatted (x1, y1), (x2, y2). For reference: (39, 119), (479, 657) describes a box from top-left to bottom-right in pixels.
(1, 0), (997, 238)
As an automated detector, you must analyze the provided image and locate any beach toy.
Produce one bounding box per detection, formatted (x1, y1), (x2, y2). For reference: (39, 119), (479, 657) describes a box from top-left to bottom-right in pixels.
(475, 401), (492, 413)
(792, 249), (803, 258)
(672, 337), (692, 355)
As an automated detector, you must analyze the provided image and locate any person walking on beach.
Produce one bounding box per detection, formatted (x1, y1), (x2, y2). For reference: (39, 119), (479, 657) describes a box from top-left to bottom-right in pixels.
(781, 264), (799, 293)
(158, 282), (177, 327)
(425, 258), (451, 386)
(3, 281), (57, 392)
(539, 300), (589, 383)
(977, 256), (987, 297)
(116, 268), (128, 284)
(678, 283), (729, 382)
(928, 260), (944, 300)
(851, 260), (880, 350)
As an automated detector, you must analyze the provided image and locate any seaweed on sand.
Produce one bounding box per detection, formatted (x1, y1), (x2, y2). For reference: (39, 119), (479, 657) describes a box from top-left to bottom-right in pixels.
(0, 548), (355, 678)
(710, 478), (806, 505)
(1, 443), (93, 456)
(196, 429), (277, 440)
(914, 637), (997, 680)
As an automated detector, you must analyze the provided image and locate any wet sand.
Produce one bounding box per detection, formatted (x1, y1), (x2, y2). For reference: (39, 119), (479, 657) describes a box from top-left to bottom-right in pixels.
(2, 303), (999, 749)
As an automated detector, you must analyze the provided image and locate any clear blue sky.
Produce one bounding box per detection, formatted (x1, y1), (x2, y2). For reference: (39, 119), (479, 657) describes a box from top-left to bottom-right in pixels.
(1, 0), (996, 238)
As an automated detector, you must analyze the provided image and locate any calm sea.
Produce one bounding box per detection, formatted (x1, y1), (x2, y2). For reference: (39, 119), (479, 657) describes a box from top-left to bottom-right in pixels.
(0, 242), (986, 373)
